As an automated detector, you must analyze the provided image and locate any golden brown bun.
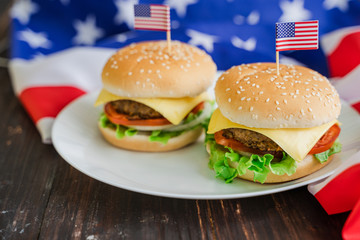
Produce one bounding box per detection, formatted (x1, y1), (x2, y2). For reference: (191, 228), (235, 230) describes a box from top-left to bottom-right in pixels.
(102, 40), (216, 98)
(99, 123), (203, 152)
(206, 143), (334, 183)
(215, 63), (341, 128)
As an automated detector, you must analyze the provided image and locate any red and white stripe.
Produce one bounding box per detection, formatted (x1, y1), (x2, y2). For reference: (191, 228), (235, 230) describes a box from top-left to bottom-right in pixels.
(321, 26), (360, 114)
(9, 47), (114, 143)
(276, 21), (319, 51)
(134, 5), (170, 32)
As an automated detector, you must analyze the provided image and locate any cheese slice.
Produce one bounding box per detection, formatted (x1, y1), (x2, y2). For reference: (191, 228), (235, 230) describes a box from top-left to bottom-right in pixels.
(208, 108), (338, 162)
(94, 89), (210, 125)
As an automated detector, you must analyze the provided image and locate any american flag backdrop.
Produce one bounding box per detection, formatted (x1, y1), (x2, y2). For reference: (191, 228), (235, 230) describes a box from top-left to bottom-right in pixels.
(134, 4), (170, 31)
(8, 1), (360, 237)
(276, 21), (319, 51)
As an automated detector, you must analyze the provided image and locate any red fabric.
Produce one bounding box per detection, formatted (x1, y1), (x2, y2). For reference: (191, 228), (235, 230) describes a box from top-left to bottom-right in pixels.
(343, 198), (360, 240)
(352, 102), (360, 114)
(328, 31), (360, 78)
(19, 86), (86, 123)
(314, 163), (360, 215)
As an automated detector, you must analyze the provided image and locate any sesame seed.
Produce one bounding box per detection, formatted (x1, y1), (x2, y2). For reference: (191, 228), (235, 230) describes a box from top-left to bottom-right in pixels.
(300, 109), (305, 115)
(237, 90), (241, 94)
(308, 107), (313, 112)
(284, 99), (288, 104)
(246, 98), (251, 101)
(266, 98), (270, 102)
(252, 83), (256, 87)
(276, 107), (281, 111)
(250, 107), (254, 111)
(226, 88), (231, 91)
(255, 97), (259, 101)
(306, 100), (310, 103)
(150, 60), (154, 64)
(128, 72), (132, 76)
(228, 98), (231, 102)
(238, 106), (242, 110)
(281, 93), (287, 95)
(259, 91), (263, 95)
(247, 81), (251, 84)
(136, 81), (140, 85)
(275, 101), (279, 105)
(252, 114), (258, 119)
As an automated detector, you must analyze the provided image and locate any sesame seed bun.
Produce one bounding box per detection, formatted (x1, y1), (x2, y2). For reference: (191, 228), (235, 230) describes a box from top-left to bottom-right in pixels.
(99, 123), (203, 152)
(215, 63), (341, 128)
(102, 40), (217, 98)
(205, 143), (334, 183)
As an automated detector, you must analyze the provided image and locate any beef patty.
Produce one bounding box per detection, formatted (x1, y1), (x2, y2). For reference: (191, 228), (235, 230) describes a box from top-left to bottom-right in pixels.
(222, 128), (283, 152)
(110, 100), (164, 120)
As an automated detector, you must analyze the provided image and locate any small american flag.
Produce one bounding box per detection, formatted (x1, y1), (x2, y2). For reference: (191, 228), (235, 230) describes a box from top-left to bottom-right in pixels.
(134, 4), (170, 32)
(276, 20), (319, 51)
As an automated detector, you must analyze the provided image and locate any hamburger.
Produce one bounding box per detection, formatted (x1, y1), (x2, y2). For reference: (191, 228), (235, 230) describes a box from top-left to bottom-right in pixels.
(95, 40), (216, 152)
(206, 63), (342, 183)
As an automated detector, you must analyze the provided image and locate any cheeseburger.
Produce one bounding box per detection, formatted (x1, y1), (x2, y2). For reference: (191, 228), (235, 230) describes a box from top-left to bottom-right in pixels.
(95, 40), (216, 152)
(206, 63), (341, 183)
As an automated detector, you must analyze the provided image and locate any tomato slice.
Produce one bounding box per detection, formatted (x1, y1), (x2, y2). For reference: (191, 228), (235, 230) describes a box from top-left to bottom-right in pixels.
(104, 101), (205, 126)
(214, 130), (283, 158)
(308, 124), (340, 154)
(190, 102), (204, 115)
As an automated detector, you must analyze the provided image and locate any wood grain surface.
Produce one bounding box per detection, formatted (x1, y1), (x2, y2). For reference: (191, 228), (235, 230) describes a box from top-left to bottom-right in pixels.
(0, 4), (350, 239)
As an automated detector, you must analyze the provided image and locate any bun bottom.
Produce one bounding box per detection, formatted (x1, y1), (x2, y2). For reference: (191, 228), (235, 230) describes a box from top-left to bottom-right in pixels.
(206, 143), (334, 183)
(99, 123), (203, 152)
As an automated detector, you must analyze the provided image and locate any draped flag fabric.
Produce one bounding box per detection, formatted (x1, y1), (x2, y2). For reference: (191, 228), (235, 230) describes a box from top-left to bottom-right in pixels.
(8, 0), (360, 237)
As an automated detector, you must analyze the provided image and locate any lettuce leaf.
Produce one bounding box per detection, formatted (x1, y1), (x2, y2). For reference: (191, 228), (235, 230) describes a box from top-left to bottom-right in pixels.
(314, 140), (342, 163)
(206, 136), (297, 184)
(149, 130), (182, 144)
(99, 113), (204, 144)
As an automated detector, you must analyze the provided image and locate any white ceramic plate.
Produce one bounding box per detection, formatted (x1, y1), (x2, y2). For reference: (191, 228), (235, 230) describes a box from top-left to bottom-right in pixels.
(52, 92), (360, 199)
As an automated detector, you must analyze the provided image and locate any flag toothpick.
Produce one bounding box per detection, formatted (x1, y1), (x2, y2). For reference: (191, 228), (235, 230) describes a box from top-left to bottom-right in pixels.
(134, 4), (171, 53)
(276, 51), (280, 75)
(167, 30), (171, 54)
(275, 20), (319, 75)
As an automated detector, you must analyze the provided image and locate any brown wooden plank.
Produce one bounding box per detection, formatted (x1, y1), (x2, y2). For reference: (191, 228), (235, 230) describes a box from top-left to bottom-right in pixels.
(0, 66), (60, 239)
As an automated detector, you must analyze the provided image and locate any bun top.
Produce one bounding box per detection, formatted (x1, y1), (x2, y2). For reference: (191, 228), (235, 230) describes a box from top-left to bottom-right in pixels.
(102, 40), (217, 98)
(215, 63), (341, 128)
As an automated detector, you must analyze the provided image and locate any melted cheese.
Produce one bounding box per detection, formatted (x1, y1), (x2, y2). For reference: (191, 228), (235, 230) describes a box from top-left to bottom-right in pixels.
(208, 108), (338, 162)
(95, 89), (210, 125)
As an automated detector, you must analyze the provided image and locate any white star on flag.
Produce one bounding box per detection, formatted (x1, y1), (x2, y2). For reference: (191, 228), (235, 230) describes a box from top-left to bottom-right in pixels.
(10, 0), (38, 25)
(279, 0), (312, 22)
(73, 15), (104, 46)
(231, 36), (257, 51)
(323, 0), (350, 12)
(186, 29), (218, 53)
(114, 0), (139, 27)
(164, 0), (198, 18)
(18, 29), (52, 49)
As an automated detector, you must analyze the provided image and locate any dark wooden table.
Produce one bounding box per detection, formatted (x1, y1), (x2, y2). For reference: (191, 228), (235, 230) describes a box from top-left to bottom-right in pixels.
(0, 5), (350, 239)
